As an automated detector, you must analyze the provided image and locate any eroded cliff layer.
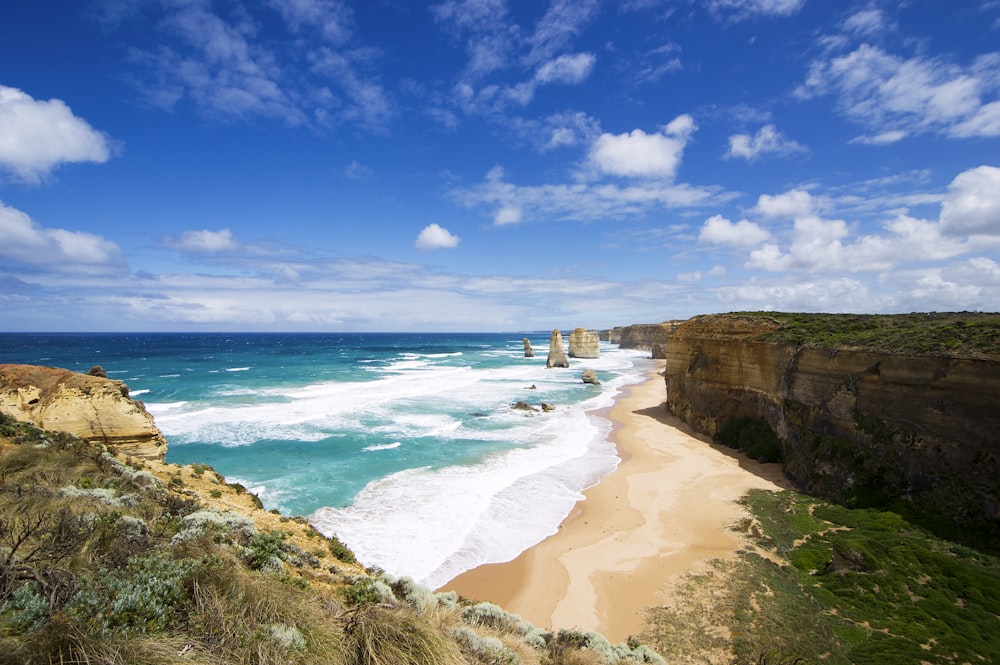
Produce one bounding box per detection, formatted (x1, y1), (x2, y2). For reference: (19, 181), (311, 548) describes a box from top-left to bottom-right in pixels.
(0, 364), (168, 461)
(615, 322), (680, 358)
(663, 313), (1000, 550)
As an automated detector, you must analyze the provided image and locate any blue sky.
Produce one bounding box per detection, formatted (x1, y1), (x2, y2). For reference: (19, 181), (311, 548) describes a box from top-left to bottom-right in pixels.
(1, 0), (999, 332)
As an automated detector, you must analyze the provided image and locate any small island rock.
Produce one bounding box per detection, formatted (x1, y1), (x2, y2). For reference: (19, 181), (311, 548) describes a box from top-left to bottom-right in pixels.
(523, 338), (534, 358)
(582, 369), (601, 385)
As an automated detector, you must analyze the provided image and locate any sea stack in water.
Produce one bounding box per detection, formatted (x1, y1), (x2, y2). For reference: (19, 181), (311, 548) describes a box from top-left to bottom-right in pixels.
(568, 328), (600, 359)
(582, 369), (601, 385)
(523, 338), (534, 358)
(546, 329), (569, 368)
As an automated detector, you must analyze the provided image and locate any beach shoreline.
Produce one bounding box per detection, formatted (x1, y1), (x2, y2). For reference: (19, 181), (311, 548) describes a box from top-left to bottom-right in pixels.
(442, 364), (788, 641)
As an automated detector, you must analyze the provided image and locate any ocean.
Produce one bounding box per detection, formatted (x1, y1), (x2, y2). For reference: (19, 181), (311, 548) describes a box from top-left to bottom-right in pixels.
(0, 332), (652, 588)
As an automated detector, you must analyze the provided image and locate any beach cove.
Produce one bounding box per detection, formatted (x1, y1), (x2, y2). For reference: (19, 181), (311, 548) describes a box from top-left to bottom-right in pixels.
(444, 367), (790, 641)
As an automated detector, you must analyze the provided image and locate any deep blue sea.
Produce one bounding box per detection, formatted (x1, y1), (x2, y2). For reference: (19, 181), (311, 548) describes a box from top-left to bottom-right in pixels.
(1, 332), (651, 587)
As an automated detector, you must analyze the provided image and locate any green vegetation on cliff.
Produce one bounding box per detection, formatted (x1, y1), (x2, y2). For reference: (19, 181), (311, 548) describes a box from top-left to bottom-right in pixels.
(727, 311), (1000, 358)
(643, 489), (1000, 664)
(0, 414), (664, 665)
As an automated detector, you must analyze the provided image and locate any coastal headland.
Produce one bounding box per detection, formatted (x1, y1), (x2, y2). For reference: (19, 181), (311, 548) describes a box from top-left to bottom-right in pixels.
(444, 367), (789, 641)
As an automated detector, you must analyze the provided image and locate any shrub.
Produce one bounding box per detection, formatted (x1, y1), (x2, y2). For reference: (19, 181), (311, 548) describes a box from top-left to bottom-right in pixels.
(245, 531), (288, 572)
(170, 508), (258, 547)
(65, 554), (197, 636)
(450, 625), (518, 664)
(339, 577), (397, 607)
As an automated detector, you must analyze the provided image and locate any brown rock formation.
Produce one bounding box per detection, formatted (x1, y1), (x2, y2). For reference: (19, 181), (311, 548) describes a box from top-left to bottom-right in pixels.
(581, 369), (601, 385)
(662, 314), (1000, 551)
(617, 321), (681, 358)
(568, 328), (600, 359)
(598, 328), (622, 343)
(0, 364), (168, 461)
(546, 330), (569, 368)
(523, 338), (534, 358)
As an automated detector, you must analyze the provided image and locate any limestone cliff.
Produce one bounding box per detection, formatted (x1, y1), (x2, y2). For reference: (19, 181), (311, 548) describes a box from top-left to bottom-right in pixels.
(0, 364), (168, 461)
(568, 328), (600, 358)
(662, 313), (1000, 551)
(546, 329), (569, 368)
(616, 322), (680, 358)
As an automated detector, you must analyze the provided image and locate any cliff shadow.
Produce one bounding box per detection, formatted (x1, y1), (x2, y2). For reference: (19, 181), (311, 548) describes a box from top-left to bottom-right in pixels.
(631, 403), (793, 490)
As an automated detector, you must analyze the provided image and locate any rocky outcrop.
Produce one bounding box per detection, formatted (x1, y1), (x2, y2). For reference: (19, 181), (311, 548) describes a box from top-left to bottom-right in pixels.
(662, 314), (1000, 551)
(568, 328), (600, 358)
(546, 330), (569, 368)
(617, 322), (681, 358)
(0, 364), (168, 461)
(599, 328), (622, 343)
(581, 369), (601, 385)
(523, 338), (534, 358)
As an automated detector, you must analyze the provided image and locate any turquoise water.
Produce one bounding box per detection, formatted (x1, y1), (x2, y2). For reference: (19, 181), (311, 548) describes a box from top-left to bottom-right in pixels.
(1, 332), (651, 587)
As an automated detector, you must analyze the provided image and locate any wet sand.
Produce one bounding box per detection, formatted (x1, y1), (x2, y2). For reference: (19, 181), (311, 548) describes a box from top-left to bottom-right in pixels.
(442, 366), (787, 641)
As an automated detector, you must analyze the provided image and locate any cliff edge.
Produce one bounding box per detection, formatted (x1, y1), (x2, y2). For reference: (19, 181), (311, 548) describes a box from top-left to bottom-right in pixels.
(662, 312), (1000, 551)
(0, 363), (167, 461)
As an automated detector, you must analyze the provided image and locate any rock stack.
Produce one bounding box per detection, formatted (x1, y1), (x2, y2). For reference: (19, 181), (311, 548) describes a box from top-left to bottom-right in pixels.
(568, 328), (600, 358)
(545, 330), (569, 368)
(523, 338), (534, 357)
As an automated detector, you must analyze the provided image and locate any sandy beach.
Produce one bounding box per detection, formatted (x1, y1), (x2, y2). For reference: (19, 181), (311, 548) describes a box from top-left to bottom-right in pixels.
(443, 365), (788, 642)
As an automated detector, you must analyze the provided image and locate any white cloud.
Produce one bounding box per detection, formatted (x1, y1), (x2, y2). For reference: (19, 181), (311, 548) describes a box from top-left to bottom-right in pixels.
(0, 201), (127, 275)
(726, 124), (806, 161)
(416, 223), (461, 251)
(796, 44), (1000, 140)
(534, 52), (595, 84)
(588, 115), (697, 179)
(344, 160), (373, 179)
(843, 8), (888, 37)
(453, 161), (722, 226)
(163, 229), (243, 253)
(0, 86), (111, 183)
(708, 0), (805, 20)
(494, 205), (523, 225)
(266, 0), (353, 44)
(939, 165), (1000, 237)
(755, 189), (814, 218)
(717, 277), (875, 312)
(699, 214), (772, 246)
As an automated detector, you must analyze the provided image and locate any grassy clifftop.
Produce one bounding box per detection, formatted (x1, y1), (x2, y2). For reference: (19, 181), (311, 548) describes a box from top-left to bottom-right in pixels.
(0, 414), (665, 665)
(719, 311), (1000, 359)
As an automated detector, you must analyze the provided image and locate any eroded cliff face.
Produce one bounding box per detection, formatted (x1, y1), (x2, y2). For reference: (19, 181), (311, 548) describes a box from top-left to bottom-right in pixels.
(615, 322), (680, 358)
(0, 364), (168, 461)
(663, 314), (1000, 550)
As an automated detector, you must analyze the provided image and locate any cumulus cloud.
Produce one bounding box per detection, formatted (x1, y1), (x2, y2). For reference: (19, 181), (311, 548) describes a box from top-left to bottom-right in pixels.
(0, 200), (127, 275)
(699, 214), (772, 246)
(588, 115), (697, 179)
(939, 165), (1000, 237)
(162, 229), (243, 253)
(416, 223), (461, 251)
(0, 85), (112, 183)
(726, 124), (806, 160)
(755, 189), (814, 219)
(796, 45), (1000, 141)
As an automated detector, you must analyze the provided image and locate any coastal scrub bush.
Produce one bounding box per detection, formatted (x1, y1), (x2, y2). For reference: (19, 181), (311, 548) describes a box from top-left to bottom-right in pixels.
(339, 576), (397, 606)
(245, 530), (287, 572)
(450, 625), (518, 664)
(461, 601), (534, 636)
(65, 554), (196, 636)
(170, 508), (258, 547)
